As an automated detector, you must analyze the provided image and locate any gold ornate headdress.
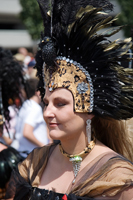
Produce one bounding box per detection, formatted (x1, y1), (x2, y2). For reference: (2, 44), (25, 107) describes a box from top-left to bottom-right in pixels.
(35, 0), (133, 120)
(43, 58), (94, 112)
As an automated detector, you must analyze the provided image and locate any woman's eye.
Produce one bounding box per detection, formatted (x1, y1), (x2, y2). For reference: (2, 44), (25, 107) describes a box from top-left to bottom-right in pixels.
(57, 103), (66, 107)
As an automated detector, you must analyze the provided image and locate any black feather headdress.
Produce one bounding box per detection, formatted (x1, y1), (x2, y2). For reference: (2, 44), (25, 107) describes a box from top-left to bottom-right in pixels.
(35, 0), (133, 120)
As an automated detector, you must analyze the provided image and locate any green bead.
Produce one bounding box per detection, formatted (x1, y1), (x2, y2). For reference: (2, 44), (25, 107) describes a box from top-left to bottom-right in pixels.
(74, 156), (82, 162)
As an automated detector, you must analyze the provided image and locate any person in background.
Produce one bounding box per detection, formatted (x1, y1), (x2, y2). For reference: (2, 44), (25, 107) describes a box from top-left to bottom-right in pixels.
(27, 59), (37, 78)
(14, 78), (49, 156)
(18, 47), (33, 66)
(0, 46), (26, 199)
(13, 52), (28, 77)
(2, 105), (18, 146)
(16, 47), (34, 79)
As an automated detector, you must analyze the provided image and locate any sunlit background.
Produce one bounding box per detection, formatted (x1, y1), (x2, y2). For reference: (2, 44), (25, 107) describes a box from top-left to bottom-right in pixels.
(0, 0), (133, 54)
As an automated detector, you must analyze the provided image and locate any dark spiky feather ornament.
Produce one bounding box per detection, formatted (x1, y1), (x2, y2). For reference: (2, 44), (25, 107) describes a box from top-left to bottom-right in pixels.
(35, 0), (133, 120)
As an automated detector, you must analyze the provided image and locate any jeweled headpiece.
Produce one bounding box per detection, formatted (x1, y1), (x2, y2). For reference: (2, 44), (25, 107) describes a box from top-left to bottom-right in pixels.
(35, 0), (133, 120)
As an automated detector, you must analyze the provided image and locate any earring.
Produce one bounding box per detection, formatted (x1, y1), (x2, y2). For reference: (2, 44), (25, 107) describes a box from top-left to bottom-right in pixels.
(86, 119), (91, 144)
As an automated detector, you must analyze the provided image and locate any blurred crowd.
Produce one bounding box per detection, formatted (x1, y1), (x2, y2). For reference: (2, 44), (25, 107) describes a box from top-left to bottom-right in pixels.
(0, 47), (51, 155)
(14, 47), (37, 79)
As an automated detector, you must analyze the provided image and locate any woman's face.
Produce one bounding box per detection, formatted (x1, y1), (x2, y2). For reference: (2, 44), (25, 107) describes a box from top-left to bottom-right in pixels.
(43, 87), (93, 141)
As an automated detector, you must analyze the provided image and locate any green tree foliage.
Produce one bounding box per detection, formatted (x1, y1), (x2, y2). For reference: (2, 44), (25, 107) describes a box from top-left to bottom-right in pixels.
(116, 0), (133, 37)
(19, 0), (43, 40)
(19, 0), (133, 39)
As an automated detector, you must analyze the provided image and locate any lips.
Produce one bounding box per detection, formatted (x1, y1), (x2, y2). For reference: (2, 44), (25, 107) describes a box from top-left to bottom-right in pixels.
(49, 123), (59, 127)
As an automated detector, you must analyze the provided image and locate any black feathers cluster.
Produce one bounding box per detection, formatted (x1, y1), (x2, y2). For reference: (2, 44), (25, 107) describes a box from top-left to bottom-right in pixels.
(35, 0), (133, 120)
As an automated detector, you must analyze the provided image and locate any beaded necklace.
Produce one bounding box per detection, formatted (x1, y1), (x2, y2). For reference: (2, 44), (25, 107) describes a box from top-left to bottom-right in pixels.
(59, 138), (95, 184)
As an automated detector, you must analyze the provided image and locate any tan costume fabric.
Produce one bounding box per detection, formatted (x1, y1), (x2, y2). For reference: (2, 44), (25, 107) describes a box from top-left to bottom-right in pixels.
(16, 144), (133, 199)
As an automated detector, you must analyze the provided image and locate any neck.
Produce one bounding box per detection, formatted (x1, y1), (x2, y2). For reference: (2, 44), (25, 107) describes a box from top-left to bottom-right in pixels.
(30, 95), (40, 104)
(59, 132), (87, 156)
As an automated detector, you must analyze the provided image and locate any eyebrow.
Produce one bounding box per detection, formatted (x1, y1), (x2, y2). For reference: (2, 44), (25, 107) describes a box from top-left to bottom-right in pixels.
(43, 97), (69, 102)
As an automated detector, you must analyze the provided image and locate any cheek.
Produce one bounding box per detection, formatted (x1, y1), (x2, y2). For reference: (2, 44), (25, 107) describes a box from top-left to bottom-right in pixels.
(62, 112), (85, 130)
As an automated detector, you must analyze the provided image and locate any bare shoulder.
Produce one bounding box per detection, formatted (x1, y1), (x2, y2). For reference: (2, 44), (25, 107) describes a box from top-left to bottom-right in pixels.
(0, 143), (7, 151)
(85, 140), (118, 164)
(95, 140), (117, 155)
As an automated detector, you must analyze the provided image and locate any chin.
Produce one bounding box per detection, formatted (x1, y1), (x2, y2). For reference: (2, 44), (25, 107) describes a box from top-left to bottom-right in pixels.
(49, 130), (66, 141)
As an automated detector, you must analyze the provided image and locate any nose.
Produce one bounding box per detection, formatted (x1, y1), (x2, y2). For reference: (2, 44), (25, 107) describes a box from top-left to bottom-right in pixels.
(43, 104), (55, 120)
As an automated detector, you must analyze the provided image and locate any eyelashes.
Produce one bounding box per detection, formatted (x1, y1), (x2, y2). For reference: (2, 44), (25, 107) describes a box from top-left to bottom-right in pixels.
(43, 102), (66, 108)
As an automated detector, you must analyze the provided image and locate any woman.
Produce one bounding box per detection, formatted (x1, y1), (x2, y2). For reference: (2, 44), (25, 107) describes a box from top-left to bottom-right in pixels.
(0, 46), (26, 199)
(5, 0), (133, 199)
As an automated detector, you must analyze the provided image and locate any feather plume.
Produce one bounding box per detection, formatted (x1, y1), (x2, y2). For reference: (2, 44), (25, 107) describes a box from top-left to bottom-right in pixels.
(35, 0), (133, 120)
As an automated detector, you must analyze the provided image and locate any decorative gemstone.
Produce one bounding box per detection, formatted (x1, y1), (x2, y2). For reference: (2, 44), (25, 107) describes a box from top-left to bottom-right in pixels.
(73, 61), (77, 65)
(82, 69), (86, 73)
(72, 179), (76, 184)
(77, 63), (81, 67)
(77, 82), (88, 94)
(66, 58), (70, 62)
(75, 156), (82, 162)
(49, 87), (53, 92)
(87, 78), (91, 81)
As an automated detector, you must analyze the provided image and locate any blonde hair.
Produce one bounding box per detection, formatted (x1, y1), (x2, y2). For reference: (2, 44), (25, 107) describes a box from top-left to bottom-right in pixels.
(92, 117), (133, 162)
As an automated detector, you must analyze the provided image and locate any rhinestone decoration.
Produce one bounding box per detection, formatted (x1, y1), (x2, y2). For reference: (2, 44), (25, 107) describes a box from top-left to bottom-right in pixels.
(49, 87), (53, 92)
(49, 82), (55, 92)
(56, 56), (94, 112)
(77, 82), (88, 94)
(69, 156), (82, 184)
